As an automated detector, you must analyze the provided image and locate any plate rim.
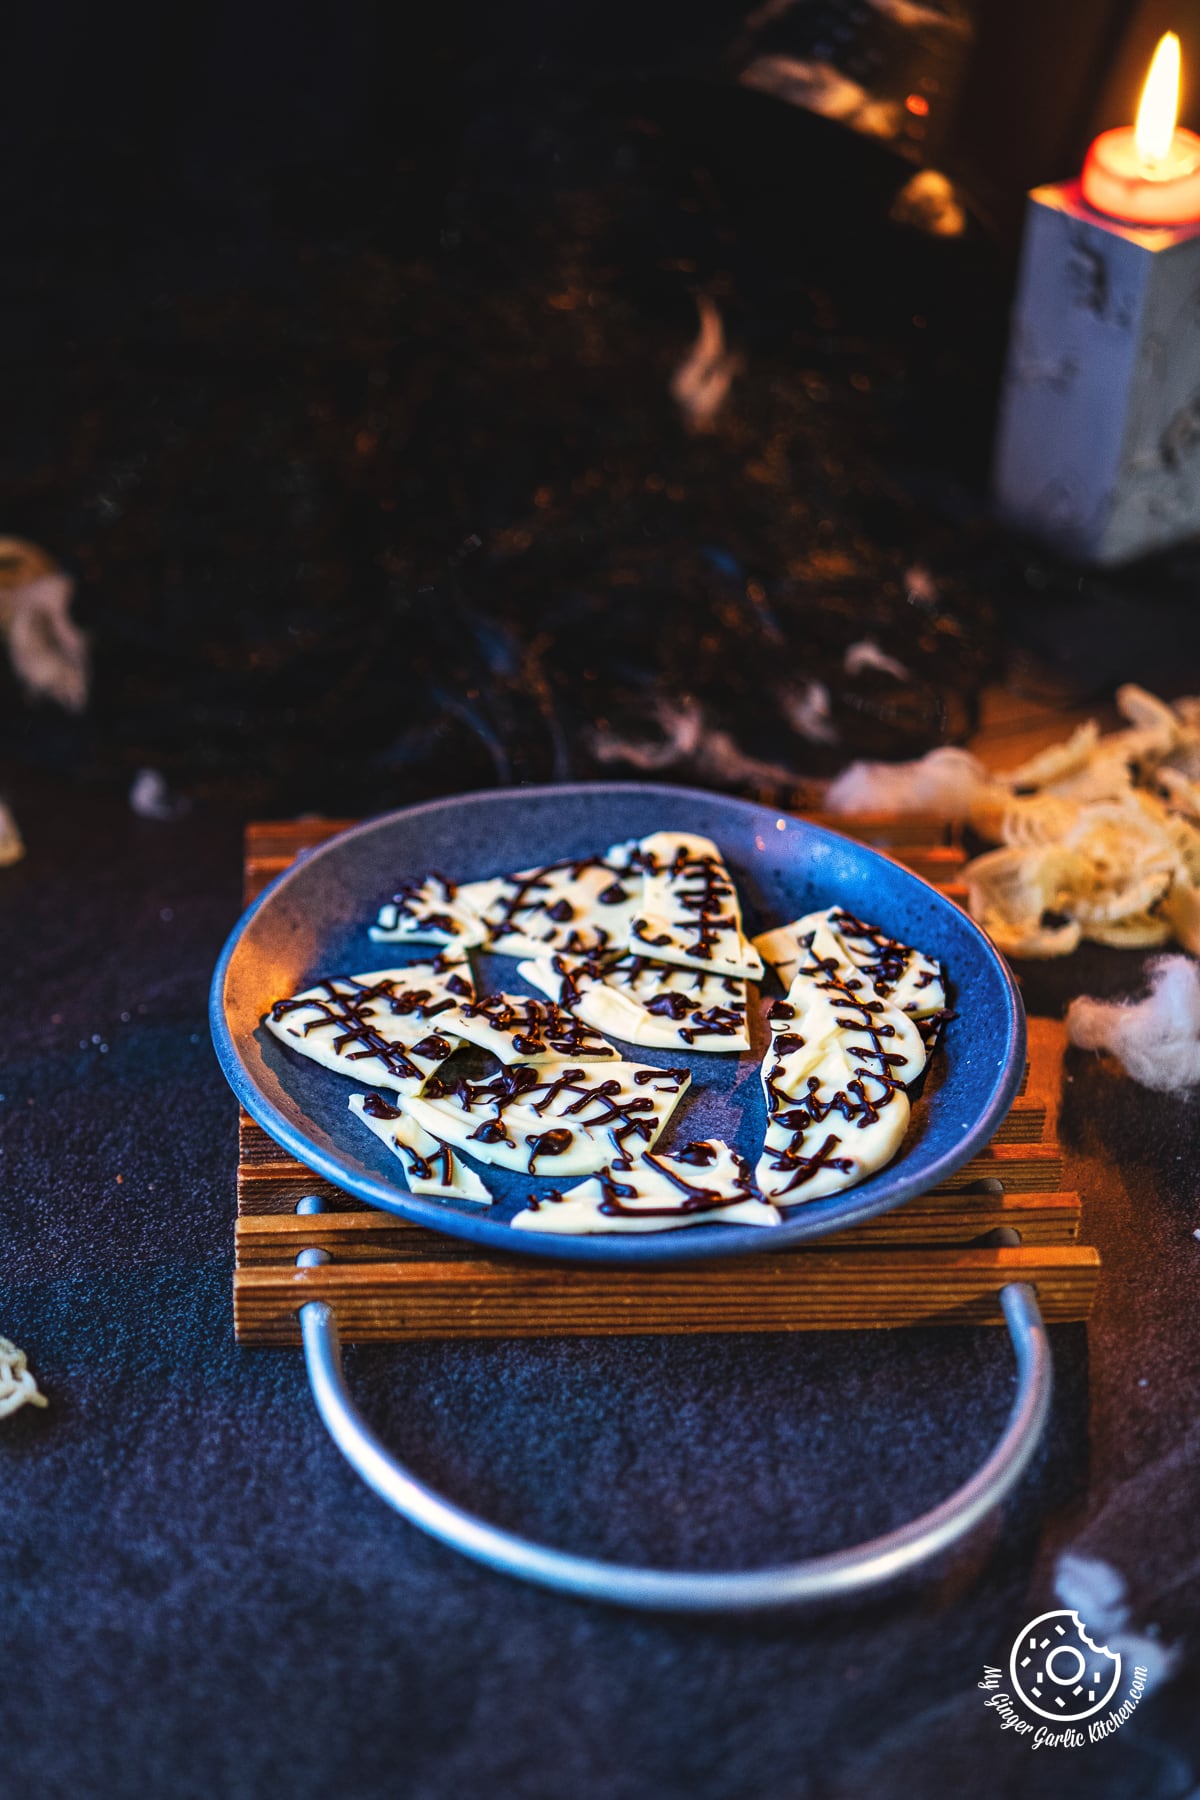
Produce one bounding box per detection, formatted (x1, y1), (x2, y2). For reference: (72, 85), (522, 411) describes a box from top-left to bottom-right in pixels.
(209, 779), (1027, 1266)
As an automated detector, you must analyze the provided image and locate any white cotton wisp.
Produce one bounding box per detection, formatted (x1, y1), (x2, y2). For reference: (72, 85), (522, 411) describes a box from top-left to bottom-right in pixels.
(823, 745), (989, 822)
(1, 569), (89, 712)
(1054, 1552), (1180, 1696)
(843, 638), (910, 681)
(1066, 955), (1200, 1093)
(669, 297), (741, 434)
(0, 1337), (47, 1419)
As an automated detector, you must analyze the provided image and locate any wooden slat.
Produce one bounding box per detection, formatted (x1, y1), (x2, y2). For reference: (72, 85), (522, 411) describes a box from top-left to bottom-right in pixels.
(801, 813), (961, 847)
(238, 1166), (352, 1215)
(820, 1189), (1077, 1244)
(1023, 1016), (1064, 1140)
(992, 1102), (1045, 1143)
(875, 844), (967, 885)
(236, 1156), (1066, 1218)
(929, 1142), (1063, 1192)
(241, 812), (966, 903)
(237, 1134), (1062, 1225)
(234, 1137), (1066, 1206)
(233, 1245), (1100, 1343)
(235, 1187), (1081, 1266)
(243, 813), (961, 858)
(244, 822), (353, 902)
(245, 819), (356, 856)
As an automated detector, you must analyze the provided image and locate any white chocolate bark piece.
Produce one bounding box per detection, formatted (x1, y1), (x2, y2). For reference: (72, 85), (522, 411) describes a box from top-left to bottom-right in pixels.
(400, 1059), (691, 1179)
(348, 1092), (491, 1203)
(442, 992), (618, 1065)
(626, 831), (764, 980)
(519, 951), (750, 1053)
(767, 955), (928, 1084)
(370, 875), (488, 948)
(756, 960), (926, 1203)
(264, 958), (473, 1095)
(829, 908), (946, 1019)
(455, 847), (642, 959)
(754, 908), (945, 1019)
(757, 1037), (912, 1203)
(512, 1139), (781, 1234)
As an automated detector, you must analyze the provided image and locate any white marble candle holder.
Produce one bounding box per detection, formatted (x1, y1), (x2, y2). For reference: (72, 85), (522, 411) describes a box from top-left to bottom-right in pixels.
(993, 180), (1200, 567)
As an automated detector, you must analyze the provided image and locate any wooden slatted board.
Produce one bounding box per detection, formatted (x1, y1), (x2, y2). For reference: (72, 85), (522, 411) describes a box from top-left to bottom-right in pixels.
(233, 815), (1099, 1344)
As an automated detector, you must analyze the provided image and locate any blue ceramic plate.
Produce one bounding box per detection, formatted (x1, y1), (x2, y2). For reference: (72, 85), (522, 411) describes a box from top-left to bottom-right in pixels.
(210, 782), (1024, 1265)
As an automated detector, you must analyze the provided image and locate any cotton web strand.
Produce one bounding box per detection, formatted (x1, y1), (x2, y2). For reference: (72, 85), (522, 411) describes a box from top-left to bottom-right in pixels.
(1067, 956), (1200, 1093)
(0, 1336), (48, 1418)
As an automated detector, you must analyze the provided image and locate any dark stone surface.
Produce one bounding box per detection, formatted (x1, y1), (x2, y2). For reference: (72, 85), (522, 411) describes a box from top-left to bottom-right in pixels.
(2, 778), (1198, 1799)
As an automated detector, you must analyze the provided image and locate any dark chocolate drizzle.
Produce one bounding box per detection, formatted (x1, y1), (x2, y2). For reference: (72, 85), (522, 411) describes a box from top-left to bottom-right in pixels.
(828, 908), (940, 1001)
(762, 967), (912, 1193)
(457, 993), (612, 1059)
(629, 845), (740, 963)
(595, 1143), (756, 1217)
(400, 1141), (454, 1185)
(362, 1093), (401, 1120)
(268, 978), (455, 1083)
(468, 1119), (515, 1147)
(671, 1141), (717, 1166)
(525, 1127), (574, 1172)
(388, 872), (462, 936)
(916, 1006), (956, 1054)
(422, 1060), (687, 1168)
(358, 1095), (456, 1185)
(547, 951), (745, 1041)
(478, 853), (631, 951)
(765, 1133), (856, 1195)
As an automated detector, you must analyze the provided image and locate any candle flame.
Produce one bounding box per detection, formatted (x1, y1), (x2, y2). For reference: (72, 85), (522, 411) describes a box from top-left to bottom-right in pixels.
(1135, 31), (1181, 164)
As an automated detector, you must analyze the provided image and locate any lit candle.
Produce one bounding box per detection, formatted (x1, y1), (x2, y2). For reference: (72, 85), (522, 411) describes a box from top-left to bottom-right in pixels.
(993, 28), (1200, 565)
(1082, 32), (1200, 225)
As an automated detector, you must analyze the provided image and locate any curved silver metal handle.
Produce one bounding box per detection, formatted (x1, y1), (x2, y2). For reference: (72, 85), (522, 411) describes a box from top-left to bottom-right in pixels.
(297, 1238), (1052, 1613)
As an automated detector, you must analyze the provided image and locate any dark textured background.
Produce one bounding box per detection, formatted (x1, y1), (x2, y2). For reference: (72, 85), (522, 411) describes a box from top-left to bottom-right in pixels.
(4, 0), (1200, 819)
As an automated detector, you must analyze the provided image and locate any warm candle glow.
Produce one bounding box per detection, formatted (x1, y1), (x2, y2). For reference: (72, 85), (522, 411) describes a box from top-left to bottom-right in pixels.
(1135, 32), (1181, 165)
(1081, 26), (1200, 224)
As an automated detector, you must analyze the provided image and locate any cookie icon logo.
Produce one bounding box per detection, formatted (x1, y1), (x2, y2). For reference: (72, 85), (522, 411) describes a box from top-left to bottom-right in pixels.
(1009, 1611), (1122, 1723)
